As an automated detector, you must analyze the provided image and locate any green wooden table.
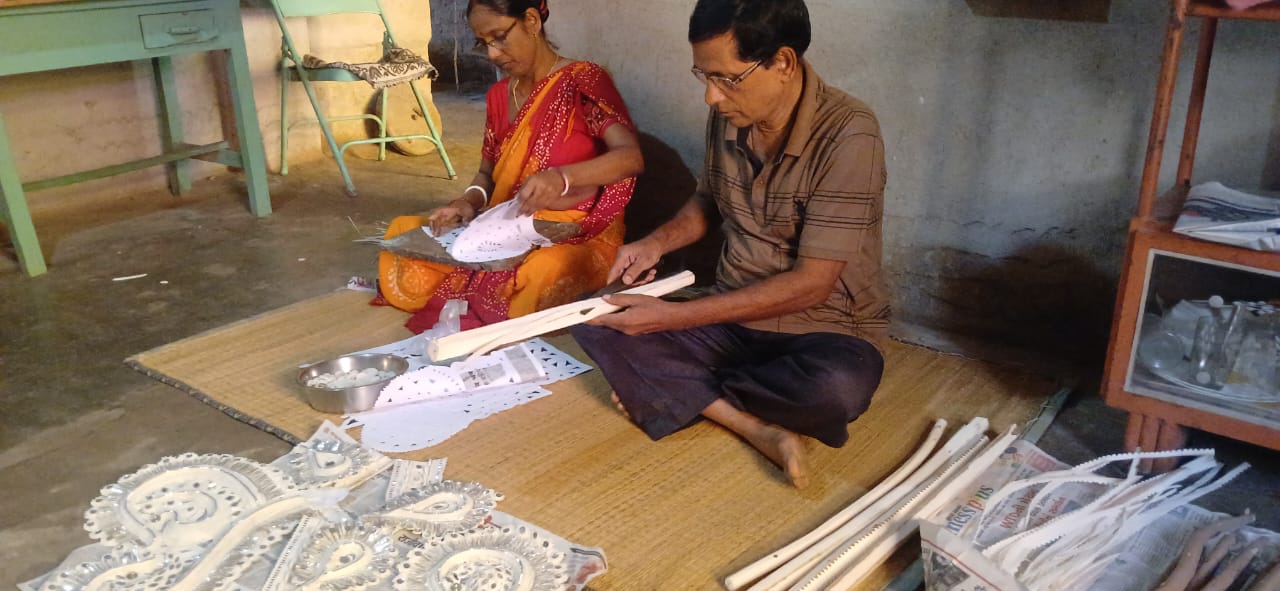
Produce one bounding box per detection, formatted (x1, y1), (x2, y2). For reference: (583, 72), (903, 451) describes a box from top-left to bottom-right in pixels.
(0, 0), (270, 276)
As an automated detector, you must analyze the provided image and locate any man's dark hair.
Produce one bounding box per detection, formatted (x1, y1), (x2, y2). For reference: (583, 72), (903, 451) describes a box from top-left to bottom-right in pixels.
(688, 0), (811, 63)
(467, 0), (549, 22)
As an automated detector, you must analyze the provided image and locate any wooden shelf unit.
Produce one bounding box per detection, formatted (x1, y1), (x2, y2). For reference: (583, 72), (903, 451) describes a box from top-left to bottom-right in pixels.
(1101, 0), (1280, 471)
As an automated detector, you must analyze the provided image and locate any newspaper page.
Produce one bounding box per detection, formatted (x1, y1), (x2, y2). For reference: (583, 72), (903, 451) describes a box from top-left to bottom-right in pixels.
(1173, 182), (1280, 251)
(922, 440), (1279, 591)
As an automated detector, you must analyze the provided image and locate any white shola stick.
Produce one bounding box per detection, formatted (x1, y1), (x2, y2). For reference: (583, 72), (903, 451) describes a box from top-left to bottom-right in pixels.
(427, 271), (695, 362)
(723, 419), (949, 590)
(748, 418), (989, 591)
(821, 433), (999, 590)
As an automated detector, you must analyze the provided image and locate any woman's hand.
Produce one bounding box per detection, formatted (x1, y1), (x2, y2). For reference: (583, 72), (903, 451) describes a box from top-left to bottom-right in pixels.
(427, 197), (477, 235)
(515, 168), (571, 216)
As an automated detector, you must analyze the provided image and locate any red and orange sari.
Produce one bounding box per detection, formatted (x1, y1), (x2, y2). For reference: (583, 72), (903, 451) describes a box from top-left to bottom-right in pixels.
(378, 61), (637, 333)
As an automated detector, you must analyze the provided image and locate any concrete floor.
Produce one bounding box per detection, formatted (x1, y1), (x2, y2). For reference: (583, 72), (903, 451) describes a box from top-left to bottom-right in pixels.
(1, 89), (1276, 587)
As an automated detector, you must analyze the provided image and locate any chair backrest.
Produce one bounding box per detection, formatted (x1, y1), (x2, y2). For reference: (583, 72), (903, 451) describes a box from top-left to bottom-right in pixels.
(274, 0), (383, 18)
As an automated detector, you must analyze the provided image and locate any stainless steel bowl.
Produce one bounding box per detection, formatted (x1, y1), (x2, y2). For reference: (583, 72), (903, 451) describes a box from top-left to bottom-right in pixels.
(296, 353), (409, 413)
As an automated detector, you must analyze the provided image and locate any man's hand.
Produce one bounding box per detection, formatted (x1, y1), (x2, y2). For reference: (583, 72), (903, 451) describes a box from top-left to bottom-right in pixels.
(607, 239), (663, 285)
(587, 293), (685, 335)
(515, 169), (568, 216)
(426, 198), (477, 235)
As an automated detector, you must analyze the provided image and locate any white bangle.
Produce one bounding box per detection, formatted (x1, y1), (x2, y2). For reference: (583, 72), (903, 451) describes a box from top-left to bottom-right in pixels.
(555, 167), (570, 197)
(464, 184), (488, 208)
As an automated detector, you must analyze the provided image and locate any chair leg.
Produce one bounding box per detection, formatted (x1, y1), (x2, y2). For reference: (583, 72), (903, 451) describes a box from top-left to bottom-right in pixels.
(280, 59), (290, 176)
(294, 69), (359, 197)
(377, 88), (388, 162)
(408, 80), (456, 179)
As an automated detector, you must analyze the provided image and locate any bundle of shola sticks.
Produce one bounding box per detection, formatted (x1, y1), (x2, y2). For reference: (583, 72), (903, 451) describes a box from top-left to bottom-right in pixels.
(725, 417), (1019, 591)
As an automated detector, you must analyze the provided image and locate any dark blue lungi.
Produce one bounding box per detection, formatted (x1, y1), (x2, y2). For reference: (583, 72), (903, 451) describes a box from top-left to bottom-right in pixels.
(569, 323), (884, 448)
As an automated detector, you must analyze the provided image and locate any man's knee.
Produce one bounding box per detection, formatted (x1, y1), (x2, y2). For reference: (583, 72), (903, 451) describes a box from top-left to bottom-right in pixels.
(801, 336), (883, 416)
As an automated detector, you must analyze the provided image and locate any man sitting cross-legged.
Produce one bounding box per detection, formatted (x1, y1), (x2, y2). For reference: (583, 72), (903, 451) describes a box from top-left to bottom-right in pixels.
(570, 0), (890, 489)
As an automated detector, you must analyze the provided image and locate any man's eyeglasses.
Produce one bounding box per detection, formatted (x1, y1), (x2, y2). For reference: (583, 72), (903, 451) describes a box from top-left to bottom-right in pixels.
(472, 20), (520, 54)
(691, 61), (762, 91)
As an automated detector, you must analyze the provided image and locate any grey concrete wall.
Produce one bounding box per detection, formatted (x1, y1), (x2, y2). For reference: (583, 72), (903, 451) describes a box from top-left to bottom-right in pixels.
(427, 0), (498, 90)
(547, 0), (1280, 359)
(0, 0), (436, 206)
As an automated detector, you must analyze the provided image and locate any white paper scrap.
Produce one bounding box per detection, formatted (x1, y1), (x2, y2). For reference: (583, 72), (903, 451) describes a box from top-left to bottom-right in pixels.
(355, 385), (553, 452)
(340, 336), (591, 452)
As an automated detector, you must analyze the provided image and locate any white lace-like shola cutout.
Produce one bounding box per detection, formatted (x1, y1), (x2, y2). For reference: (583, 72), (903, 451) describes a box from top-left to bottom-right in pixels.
(83, 453), (299, 551)
(384, 458), (449, 503)
(363, 480), (503, 537)
(272, 421), (391, 490)
(393, 525), (569, 591)
(286, 520), (398, 591)
(349, 338), (591, 453)
(376, 342), (545, 408)
(448, 200), (552, 263)
(36, 546), (186, 591)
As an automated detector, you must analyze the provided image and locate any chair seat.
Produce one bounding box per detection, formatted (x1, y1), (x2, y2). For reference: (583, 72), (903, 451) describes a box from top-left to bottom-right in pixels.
(299, 47), (436, 89)
(286, 65), (364, 83)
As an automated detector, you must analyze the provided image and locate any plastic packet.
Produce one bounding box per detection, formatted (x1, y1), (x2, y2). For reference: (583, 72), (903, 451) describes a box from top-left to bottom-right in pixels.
(419, 299), (467, 356)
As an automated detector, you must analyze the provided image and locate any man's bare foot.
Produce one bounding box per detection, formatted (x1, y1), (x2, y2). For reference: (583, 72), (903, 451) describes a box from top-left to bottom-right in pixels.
(700, 399), (812, 489)
(746, 425), (811, 489)
(609, 391), (631, 420)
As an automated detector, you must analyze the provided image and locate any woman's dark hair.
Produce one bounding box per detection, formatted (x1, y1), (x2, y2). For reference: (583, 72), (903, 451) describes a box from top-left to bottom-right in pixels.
(688, 0), (810, 63)
(467, 0), (549, 22)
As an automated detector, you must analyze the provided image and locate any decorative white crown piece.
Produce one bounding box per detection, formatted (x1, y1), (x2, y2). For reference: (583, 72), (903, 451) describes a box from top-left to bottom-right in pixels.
(37, 546), (188, 591)
(288, 521), (398, 591)
(203, 515), (304, 591)
(84, 453), (298, 550)
(363, 480), (502, 537)
(276, 422), (391, 489)
(393, 525), (569, 591)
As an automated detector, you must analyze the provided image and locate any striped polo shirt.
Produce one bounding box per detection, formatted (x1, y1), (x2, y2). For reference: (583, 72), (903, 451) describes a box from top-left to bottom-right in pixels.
(695, 60), (891, 346)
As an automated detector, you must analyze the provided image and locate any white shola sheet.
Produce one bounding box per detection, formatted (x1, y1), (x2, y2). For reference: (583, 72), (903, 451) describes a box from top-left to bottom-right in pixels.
(342, 337), (592, 452)
(448, 200), (552, 263)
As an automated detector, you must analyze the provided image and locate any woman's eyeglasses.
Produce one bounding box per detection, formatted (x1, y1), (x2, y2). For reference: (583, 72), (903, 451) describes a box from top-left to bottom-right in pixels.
(473, 20), (520, 54)
(691, 61), (762, 91)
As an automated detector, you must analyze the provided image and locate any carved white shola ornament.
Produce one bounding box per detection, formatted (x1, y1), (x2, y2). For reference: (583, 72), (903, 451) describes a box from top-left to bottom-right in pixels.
(275, 421), (391, 490)
(393, 525), (569, 591)
(362, 480), (503, 537)
(83, 453), (298, 551)
(287, 521), (398, 591)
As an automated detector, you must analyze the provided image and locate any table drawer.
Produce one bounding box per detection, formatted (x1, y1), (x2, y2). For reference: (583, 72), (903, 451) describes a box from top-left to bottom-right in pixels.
(139, 9), (219, 48)
(0, 0), (232, 76)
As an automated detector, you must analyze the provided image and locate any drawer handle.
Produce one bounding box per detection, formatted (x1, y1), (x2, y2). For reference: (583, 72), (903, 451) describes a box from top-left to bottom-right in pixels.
(168, 25), (201, 35)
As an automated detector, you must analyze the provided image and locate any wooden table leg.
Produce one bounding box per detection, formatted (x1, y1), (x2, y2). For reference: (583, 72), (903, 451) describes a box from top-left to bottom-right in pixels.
(153, 55), (192, 196)
(222, 15), (271, 217)
(0, 111), (47, 276)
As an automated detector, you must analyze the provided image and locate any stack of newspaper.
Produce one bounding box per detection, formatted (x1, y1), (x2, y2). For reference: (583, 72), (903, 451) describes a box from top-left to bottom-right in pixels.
(921, 440), (1275, 591)
(1173, 182), (1280, 251)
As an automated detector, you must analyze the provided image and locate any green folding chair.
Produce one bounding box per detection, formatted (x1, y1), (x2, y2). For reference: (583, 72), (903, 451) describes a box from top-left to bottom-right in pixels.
(271, 0), (456, 197)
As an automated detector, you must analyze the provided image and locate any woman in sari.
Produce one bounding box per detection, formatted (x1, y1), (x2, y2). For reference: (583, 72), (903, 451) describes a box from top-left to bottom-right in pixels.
(378, 0), (644, 333)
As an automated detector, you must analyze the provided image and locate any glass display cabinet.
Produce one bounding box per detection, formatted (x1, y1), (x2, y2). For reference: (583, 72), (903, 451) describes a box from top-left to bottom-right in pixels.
(1101, 0), (1280, 471)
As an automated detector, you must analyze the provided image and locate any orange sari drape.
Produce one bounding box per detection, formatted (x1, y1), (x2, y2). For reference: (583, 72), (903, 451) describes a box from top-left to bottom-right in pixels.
(377, 61), (636, 333)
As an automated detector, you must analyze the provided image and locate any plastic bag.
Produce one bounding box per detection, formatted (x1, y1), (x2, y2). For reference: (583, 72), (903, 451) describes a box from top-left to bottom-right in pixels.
(418, 299), (467, 356)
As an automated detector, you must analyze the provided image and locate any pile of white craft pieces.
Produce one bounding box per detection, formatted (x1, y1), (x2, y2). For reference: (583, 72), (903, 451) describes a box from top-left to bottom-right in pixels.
(725, 417), (1277, 591)
(24, 422), (606, 591)
(340, 336), (593, 452)
(337, 272), (697, 453)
